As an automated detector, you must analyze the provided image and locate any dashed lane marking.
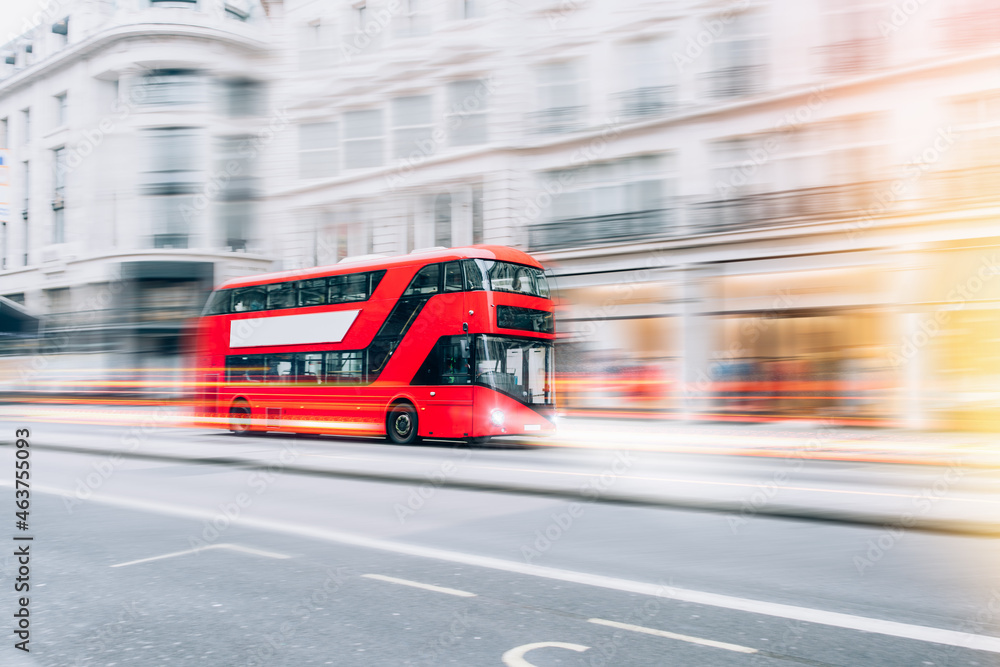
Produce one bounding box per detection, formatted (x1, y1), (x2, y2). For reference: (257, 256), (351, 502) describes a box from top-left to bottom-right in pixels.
(588, 618), (758, 654)
(110, 543), (291, 568)
(361, 574), (476, 597)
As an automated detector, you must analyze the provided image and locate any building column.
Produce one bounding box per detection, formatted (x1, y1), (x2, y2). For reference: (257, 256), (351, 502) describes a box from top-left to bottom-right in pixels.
(680, 264), (719, 420)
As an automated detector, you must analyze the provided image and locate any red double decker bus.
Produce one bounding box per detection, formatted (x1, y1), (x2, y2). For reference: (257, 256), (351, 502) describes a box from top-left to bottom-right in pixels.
(192, 246), (555, 444)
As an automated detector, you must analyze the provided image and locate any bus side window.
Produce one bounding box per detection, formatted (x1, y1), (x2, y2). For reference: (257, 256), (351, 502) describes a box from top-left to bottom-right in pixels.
(232, 286), (266, 312)
(403, 264), (440, 296)
(298, 279), (327, 307)
(267, 282), (297, 310)
(463, 259), (488, 291)
(444, 262), (464, 292)
(329, 273), (368, 304)
(298, 353), (324, 383)
(368, 270), (386, 297)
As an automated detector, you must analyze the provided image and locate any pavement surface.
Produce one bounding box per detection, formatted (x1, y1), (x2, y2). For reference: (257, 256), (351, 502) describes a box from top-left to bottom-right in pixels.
(0, 440), (999, 666)
(1, 405), (999, 534)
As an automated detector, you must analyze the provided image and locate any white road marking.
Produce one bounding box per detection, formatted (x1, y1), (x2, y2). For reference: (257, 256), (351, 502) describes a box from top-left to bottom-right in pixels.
(16, 482), (1000, 654)
(588, 618), (757, 654)
(110, 543), (291, 568)
(361, 574), (476, 597)
(501, 642), (589, 666)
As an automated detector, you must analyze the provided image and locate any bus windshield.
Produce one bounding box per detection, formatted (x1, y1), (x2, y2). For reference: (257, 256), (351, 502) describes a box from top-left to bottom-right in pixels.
(469, 260), (550, 298)
(474, 335), (553, 406)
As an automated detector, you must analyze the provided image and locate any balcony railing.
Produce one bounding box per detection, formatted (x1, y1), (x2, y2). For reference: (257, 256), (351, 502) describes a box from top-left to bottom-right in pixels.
(528, 208), (673, 251)
(692, 181), (885, 233)
(926, 165), (1000, 207)
(708, 64), (763, 98)
(531, 106), (584, 134)
(821, 38), (885, 74)
(617, 86), (676, 120)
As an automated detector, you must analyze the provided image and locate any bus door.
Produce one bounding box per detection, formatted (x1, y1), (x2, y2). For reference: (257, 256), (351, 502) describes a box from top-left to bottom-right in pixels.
(411, 334), (473, 439)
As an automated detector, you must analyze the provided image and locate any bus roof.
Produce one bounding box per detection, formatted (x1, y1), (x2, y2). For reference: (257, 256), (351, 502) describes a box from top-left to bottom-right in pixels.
(217, 245), (544, 290)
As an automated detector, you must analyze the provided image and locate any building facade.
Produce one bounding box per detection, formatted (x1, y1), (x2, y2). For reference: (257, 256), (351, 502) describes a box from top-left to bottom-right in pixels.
(2, 0), (999, 428)
(0, 0), (277, 389)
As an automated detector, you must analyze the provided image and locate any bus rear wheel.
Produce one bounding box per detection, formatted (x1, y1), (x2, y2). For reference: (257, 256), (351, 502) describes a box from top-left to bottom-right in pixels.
(229, 403), (252, 436)
(387, 404), (419, 445)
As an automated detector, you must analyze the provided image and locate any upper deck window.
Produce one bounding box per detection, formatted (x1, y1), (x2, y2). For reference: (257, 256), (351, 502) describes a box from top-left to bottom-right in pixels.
(480, 260), (550, 298)
(203, 269), (386, 316)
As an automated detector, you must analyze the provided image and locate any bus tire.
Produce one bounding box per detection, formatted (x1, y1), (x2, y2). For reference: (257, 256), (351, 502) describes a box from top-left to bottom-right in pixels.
(386, 403), (419, 445)
(229, 403), (252, 436)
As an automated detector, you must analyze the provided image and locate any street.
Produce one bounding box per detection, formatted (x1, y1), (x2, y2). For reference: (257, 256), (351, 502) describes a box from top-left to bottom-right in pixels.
(1, 417), (999, 666)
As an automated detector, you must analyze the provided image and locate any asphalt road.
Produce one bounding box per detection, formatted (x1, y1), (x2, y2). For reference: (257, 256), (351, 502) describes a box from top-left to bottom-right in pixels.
(0, 425), (999, 666)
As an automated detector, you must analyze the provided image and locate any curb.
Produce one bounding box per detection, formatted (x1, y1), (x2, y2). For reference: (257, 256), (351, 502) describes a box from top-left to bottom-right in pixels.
(10, 440), (1000, 538)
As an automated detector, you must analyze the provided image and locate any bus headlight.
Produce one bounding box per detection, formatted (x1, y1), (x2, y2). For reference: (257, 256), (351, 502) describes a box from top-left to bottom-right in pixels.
(490, 409), (505, 427)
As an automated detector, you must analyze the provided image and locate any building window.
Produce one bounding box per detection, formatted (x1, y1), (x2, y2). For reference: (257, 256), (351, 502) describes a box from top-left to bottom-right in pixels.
(458, 0), (486, 19)
(52, 147), (66, 244)
(472, 186), (484, 244)
(299, 122), (339, 179)
(343, 110), (383, 169)
(138, 70), (205, 106)
(300, 21), (339, 70)
(223, 79), (263, 117)
(215, 136), (257, 251)
(534, 61), (584, 134)
(0, 117), (7, 147)
(618, 38), (674, 119)
(225, 0), (251, 21)
(54, 93), (67, 127)
(709, 12), (767, 98)
(1, 222), (7, 270)
(529, 155), (672, 251)
(446, 80), (490, 146)
(391, 95), (434, 160)
(22, 160), (29, 213)
(434, 193), (452, 246)
(823, 0), (887, 74)
(395, 0), (431, 38)
(143, 128), (203, 248)
(21, 161), (28, 266)
(21, 108), (30, 144)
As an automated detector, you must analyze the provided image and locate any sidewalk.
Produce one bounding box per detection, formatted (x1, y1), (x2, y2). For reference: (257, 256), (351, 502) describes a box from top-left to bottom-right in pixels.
(2, 402), (1000, 536)
(1, 402), (998, 467)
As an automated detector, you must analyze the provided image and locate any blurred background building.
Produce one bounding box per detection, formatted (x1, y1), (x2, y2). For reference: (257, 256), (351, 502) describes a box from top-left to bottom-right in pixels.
(0, 0), (275, 389)
(1, 0), (999, 429)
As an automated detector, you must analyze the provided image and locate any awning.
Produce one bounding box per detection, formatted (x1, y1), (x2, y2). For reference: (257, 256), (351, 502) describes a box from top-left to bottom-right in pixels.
(0, 296), (40, 336)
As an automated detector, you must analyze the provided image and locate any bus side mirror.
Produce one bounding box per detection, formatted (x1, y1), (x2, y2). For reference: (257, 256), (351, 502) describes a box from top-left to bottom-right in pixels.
(462, 322), (468, 333)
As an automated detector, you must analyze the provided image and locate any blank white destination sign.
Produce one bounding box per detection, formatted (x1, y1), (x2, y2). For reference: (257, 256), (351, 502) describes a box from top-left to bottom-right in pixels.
(229, 310), (361, 348)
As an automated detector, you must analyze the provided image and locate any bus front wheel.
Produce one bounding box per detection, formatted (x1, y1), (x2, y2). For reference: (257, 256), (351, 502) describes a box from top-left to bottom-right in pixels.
(229, 403), (252, 436)
(387, 404), (419, 445)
